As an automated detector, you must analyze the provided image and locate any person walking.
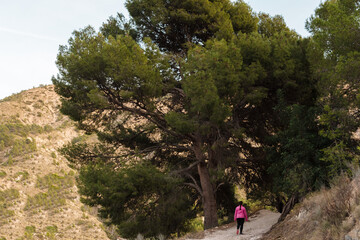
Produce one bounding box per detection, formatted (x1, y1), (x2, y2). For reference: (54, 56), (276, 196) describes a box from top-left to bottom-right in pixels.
(234, 201), (248, 235)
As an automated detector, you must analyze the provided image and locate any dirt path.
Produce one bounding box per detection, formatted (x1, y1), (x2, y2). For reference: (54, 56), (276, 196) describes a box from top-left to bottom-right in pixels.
(184, 210), (280, 240)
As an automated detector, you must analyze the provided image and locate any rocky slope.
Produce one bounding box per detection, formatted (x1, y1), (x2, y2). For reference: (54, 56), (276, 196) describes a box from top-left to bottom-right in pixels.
(0, 85), (110, 240)
(262, 174), (360, 240)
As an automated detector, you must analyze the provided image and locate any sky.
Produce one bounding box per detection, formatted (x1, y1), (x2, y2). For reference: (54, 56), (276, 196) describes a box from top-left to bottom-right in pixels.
(0, 0), (322, 100)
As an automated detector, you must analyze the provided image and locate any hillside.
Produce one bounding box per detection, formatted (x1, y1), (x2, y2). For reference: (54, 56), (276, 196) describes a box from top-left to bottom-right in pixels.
(262, 174), (360, 240)
(0, 85), (111, 240)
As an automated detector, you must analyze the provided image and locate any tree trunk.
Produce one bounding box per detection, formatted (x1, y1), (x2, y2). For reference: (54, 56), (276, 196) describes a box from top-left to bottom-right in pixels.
(278, 194), (299, 222)
(197, 162), (218, 229)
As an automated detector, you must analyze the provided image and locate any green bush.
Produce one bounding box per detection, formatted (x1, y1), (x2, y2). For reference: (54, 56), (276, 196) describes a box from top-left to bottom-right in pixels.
(0, 188), (19, 222)
(0, 140), (4, 151)
(0, 120), (53, 150)
(0, 204), (15, 219)
(8, 138), (37, 157)
(43, 125), (53, 132)
(14, 171), (29, 182)
(36, 172), (74, 190)
(33, 103), (42, 109)
(25, 172), (74, 211)
(45, 225), (58, 240)
(24, 191), (66, 211)
(78, 163), (198, 239)
(0, 188), (20, 201)
(0, 171), (6, 178)
(24, 225), (36, 239)
(71, 135), (90, 144)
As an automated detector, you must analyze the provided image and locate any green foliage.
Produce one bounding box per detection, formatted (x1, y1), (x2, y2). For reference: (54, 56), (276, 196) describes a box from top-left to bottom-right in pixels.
(265, 103), (330, 198)
(53, 0), (323, 231)
(25, 172), (74, 211)
(24, 225), (36, 239)
(0, 205), (14, 221)
(8, 138), (37, 157)
(164, 112), (198, 134)
(0, 188), (20, 223)
(53, 28), (163, 124)
(0, 119), (51, 158)
(306, 0), (360, 58)
(100, 13), (139, 41)
(307, 0), (360, 176)
(5, 156), (14, 166)
(257, 13), (293, 37)
(24, 191), (66, 211)
(71, 135), (90, 144)
(45, 225), (58, 240)
(126, 0), (258, 52)
(215, 182), (238, 223)
(0, 140), (4, 151)
(0, 171), (6, 178)
(0, 188), (20, 202)
(78, 162), (197, 238)
(14, 171), (29, 182)
(36, 172), (74, 190)
(187, 217), (203, 232)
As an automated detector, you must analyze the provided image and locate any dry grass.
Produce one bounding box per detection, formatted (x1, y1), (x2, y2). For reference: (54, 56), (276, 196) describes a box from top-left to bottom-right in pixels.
(0, 85), (110, 239)
(263, 175), (360, 240)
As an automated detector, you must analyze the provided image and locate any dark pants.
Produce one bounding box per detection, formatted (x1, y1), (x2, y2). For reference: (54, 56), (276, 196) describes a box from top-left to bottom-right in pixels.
(236, 218), (245, 233)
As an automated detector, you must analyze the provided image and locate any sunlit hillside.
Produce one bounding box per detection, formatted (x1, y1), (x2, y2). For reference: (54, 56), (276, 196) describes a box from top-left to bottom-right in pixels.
(0, 85), (112, 240)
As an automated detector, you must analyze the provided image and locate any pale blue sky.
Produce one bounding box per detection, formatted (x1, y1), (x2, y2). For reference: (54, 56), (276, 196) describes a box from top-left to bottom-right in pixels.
(0, 0), (322, 100)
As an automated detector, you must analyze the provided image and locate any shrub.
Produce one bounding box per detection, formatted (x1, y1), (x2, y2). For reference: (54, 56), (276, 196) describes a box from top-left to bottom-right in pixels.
(0, 188), (20, 201)
(14, 171), (29, 182)
(0, 188), (19, 222)
(71, 135), (90, 144)
(45, 225), (58, 240)
(0, 204), (15, 219)
(8, 138), (37, 157)
(36, 172), (74, 190)
(24, 225), (36, 239)
(33, 103), (42, 109)
(322, 176), (352, 226)
(0, 171), (6, 178)
(0, 120), (53, 151)
(4, 156), (13, 166)
(26, 172), (74, 212)
(78, 163), (198, 239)
(43, 125), (53, 132)
(0, 140), (4, 151)
(24, 191), (66, 211)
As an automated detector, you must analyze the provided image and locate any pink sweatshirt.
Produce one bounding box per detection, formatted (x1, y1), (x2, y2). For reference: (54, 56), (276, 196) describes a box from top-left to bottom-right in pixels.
(234, 205), (248, 221)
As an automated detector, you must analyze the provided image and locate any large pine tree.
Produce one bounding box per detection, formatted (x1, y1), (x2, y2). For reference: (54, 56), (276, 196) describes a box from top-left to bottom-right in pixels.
(53, 0), (318, 233)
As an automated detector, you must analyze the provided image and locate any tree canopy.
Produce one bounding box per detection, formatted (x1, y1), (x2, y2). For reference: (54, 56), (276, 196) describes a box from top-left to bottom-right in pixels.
(125, 0), (258, 52)
(306, 0), (360, 176)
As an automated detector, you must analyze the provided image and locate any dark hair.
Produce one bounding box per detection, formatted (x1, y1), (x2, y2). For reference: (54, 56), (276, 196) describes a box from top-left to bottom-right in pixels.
(239, 201), (243, 210)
